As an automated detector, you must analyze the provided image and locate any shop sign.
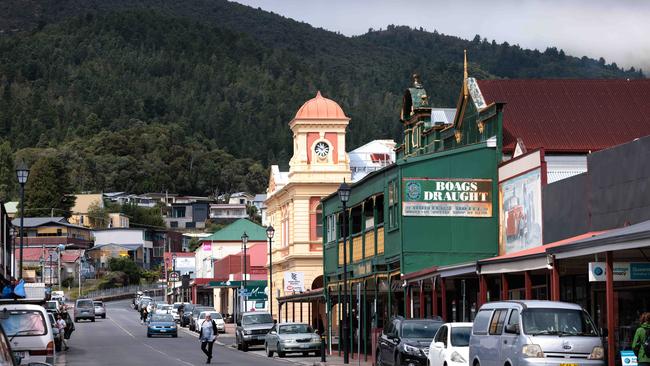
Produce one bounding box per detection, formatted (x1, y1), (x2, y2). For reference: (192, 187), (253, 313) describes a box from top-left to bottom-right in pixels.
(588, 262), (650, 282)
(284, 272), (305, 293)
(168, 270), (180, 282)
(621, 350), (637, 366)
(402, 178), (492, 217)
(203, 243), (212, 251)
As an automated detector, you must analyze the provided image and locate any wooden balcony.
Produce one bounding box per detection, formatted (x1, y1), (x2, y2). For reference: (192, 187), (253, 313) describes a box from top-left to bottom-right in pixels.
(352, 235), (362, 262)
(364, 230), (375, 258)
(377, 226), (384, 254)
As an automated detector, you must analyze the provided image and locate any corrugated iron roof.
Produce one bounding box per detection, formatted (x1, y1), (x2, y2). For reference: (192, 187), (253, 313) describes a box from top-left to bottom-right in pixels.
(477, 79), (650, 153)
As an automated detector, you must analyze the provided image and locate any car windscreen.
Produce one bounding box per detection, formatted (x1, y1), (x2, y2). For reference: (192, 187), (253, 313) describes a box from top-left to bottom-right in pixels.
(195, 308), (211, 316)
(151, 314), (174, 323)
(400, 321), (442, 339)
(93, 302), (103, 306)
(450, 326), (472, 347)
(211, 313), (222, 319)
(0, 310), (47, 337)
(46, 302), (58, 310)
(77, 300), (93, 308)
(522, 308), (598, 336)
(242, 313), (273, 325)
(280, 324), (313, 334)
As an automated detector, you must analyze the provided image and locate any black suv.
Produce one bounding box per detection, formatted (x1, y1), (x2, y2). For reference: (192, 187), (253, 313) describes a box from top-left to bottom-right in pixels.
(376, 316), (443, 366)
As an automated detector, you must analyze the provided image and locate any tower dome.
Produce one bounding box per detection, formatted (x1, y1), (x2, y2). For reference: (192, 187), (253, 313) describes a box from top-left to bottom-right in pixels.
(294, 91), (348, 119)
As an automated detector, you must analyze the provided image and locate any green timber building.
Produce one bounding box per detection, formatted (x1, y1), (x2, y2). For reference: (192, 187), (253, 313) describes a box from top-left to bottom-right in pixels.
(320, 67), (504, 358)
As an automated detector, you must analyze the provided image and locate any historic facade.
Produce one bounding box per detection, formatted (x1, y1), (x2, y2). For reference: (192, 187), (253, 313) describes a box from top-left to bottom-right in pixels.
(265, 91), (351, 322)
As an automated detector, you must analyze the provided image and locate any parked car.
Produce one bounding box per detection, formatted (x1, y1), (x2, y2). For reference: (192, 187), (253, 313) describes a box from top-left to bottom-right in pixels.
(44, 301), (59, 314)
(147, 314), (178, 338)
(0, 322), (20, 366)
(428, 322), (472, 366)
(196, 311), (225, 334)
(0, 303), (56, 365)
(189, 306), (213, 332)
(93, 301), (106, 319)
(180, 304), (196, 327)
(46, 313), (61, 352)
(51, 291), (65, 303)
(236, 312), (275, 352)
(376, 316), (443, 366)
(74, 299), (95, 322)
(155, 304), (173, 315)
(469, 300), (604, 366)
(264, 322), (321, 358)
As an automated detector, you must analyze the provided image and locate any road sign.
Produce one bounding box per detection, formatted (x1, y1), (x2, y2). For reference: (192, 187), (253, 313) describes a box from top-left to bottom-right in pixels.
(168, 271), (180, 282)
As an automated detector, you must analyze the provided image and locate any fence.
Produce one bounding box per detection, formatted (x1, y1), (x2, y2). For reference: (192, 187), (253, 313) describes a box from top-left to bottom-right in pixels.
(84, 283), (163, 300)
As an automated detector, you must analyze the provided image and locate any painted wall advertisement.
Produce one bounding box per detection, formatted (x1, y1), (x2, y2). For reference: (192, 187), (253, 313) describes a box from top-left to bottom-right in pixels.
(402, 178), (492, 217)
(283, 272), (305, 293)
(589, 262), (650, 282)
(499, 168), (543, 254)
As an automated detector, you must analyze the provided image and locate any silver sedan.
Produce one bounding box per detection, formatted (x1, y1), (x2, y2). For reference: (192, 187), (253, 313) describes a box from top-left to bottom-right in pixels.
(264, 323), (322, 358)
(93, 301), (106, 319)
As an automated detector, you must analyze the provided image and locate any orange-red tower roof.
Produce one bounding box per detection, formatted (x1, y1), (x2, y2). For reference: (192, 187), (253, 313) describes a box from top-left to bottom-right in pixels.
(294, 91), (347, 119)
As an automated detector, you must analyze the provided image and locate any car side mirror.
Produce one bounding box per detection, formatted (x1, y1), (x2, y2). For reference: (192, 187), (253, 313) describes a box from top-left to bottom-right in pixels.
(269, 330), (277, 335)
(505, 324), (520, 334)
(434, 341), (445, 348)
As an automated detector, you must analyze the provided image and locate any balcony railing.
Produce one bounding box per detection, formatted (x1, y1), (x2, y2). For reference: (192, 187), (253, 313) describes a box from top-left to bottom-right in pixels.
(352, 235), (363, 262)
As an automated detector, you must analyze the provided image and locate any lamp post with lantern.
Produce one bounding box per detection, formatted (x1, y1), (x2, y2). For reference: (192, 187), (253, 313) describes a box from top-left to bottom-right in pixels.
(172, 253), (177, 302)
(15, 161), (29, 279)
(265, 226), (275, 318)
(338, 180), (351, 364)
(241, 232), (249, 312)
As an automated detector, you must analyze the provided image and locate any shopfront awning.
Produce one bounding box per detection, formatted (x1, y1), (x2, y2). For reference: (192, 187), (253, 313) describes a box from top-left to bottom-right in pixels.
(548, 220), (650, 259)
(477, 231), (606, 275)
(437, 262), (477, 278)
(277, 288), (324, 303)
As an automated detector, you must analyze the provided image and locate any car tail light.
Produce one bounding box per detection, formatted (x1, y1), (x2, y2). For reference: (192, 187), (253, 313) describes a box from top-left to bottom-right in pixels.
(30, 341), (54, 356)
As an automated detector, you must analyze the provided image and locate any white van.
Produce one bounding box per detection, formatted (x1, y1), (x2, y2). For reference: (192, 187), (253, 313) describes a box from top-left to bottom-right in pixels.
(0, 303), (55, 365)
(469, 300), (604, 366)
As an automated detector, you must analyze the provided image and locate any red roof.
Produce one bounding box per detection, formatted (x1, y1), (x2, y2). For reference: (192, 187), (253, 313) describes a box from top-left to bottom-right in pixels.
(15, 248), (81, 263)
(477, 79), (650, 154)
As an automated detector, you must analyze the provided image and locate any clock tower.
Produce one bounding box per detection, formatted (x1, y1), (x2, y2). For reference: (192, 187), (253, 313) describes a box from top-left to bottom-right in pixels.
(288, 91), (351, 182)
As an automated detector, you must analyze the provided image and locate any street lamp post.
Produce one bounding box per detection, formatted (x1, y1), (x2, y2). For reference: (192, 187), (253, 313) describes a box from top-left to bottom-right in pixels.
(338, 180), (351, 364)
(15, 161), (29, 279)
(172, 253), (177, 302)
(56, 244), (65, 290)
(241, 232), (249, 312)
(265, 226), (275, 318)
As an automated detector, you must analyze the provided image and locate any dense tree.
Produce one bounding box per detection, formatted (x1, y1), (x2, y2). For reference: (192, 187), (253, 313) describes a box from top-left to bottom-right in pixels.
(0, 141), (16, 202)
(0, 4), (643, 198)
(23, 155), (76, 218)
(87, 201), (110, 229)
(119, 203), (165, 228)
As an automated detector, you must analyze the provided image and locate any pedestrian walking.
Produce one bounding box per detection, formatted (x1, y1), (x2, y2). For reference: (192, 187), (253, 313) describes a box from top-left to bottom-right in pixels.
(141, 306), (148, 324)
(56, 314), (69, 351)
(199, 314), (218, 364)
(633, 312), (650, 366)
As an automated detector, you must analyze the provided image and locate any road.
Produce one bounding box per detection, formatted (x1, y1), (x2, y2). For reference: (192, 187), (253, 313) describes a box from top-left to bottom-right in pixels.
(54, 298), (316, 366)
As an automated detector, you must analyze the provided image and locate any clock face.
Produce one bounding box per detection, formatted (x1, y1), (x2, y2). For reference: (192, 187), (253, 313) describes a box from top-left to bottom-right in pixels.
(314, 141), (330, 159)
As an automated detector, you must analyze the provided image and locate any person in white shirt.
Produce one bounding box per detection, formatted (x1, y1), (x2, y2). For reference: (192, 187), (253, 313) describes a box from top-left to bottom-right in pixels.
(199, 314), (218, 364)
(56, 315), (69, 351)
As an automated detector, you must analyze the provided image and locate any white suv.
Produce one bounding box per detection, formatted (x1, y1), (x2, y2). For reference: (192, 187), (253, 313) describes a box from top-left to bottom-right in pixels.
(0, 303), (55, 365)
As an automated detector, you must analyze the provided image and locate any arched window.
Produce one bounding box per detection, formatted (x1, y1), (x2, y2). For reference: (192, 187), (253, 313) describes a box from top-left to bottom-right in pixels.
(309, 197), (323, 241)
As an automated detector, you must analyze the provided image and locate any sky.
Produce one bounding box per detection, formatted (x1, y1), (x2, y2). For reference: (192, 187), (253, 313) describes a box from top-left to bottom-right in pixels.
(233, 0), (650, 72)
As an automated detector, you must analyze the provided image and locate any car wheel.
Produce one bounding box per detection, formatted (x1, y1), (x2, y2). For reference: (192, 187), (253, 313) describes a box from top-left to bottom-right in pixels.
(302, 352), (309, 356)
(74, 318), (78, 323)
(315, 350), (321, 357)
(266, 344), (273, 357)
(173, 334), (178, 338)
(277, 348), (285, 358)
(102, 315), (106, 319)
(237, 337), (242, 350)
(147, 333), (151, 338)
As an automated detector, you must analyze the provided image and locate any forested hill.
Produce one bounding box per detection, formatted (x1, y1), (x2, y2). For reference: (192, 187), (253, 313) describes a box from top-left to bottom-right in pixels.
(0, 1), (643, 198)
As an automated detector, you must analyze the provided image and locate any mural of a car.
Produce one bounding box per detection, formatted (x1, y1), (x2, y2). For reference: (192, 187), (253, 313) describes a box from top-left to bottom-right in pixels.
(505, 196), (526, 239)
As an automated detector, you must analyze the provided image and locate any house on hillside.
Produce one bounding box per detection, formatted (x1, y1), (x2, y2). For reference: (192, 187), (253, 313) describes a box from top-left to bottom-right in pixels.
(10, 217), (93, 250)
(91, 228), (153, 269)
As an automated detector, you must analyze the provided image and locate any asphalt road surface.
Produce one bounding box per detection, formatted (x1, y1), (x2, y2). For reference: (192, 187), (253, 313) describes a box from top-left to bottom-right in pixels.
(54, 298), (301, 366)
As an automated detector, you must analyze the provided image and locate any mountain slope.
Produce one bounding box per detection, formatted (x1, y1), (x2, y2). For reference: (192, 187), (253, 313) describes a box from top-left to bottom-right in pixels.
(0, 1), (643, 196)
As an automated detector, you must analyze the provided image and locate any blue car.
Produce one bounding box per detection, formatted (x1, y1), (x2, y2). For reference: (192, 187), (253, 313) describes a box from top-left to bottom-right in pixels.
(147, 314), (178, 338)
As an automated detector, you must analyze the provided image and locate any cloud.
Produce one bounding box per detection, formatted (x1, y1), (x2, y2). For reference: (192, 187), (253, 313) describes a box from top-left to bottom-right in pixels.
(233, 0), (650, 71)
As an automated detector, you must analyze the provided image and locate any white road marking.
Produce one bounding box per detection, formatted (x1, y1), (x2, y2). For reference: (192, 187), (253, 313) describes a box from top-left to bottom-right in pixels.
(108, 316), (135, 339)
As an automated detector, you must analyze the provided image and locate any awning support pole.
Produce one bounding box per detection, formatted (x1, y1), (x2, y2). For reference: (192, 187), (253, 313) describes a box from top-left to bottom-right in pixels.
(440, 278), (447, 322)
(524, 271), (533, 300)
(478, 275), (488, 307)
(431, 277), (438, 317)
(501, 274), (509, 301)
(550, 256), (560, 301)
(419, 280), (425, 318)
(606, 251), (615, 366)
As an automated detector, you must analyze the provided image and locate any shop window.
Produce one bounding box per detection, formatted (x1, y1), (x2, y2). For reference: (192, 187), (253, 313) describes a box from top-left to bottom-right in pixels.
(309, 198), (323, 241)
(326, 215), (337, 243)
(350, 206), (362, 235)
(387, 180), (399, 230)
(364, 200), (374, 230)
